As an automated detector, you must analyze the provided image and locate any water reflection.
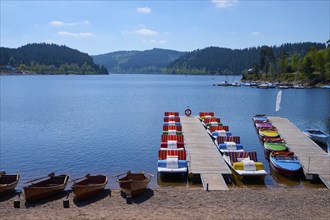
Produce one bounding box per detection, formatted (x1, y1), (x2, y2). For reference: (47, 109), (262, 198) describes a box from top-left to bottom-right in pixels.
(269, 165), (303, 187)
(157, 173), (188, 187)
(1, 74), (329, 190)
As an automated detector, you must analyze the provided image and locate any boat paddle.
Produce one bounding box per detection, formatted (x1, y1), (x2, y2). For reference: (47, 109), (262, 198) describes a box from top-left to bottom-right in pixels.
(23, 172), (55, 184)
(142, 172), (154, 177)
(112, 172), (128, 178)
(68, 173), (90, 183)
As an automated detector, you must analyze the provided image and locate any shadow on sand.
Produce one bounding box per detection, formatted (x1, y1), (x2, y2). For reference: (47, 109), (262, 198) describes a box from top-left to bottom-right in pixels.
(73, 189), (111, 207)
(24, 191), (68, 208)
(120, 188), (154, 204)
(0, 190), (20, 202)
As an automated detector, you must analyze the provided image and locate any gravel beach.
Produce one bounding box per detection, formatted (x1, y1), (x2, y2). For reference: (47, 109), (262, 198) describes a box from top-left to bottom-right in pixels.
(1, 187), (329, 220)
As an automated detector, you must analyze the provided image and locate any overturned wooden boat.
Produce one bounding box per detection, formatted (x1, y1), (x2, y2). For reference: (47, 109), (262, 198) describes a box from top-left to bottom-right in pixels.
(116, 171), (153, 197)
(269, 151), (302, 177)
(0, 171), (20, 196)
(71, 174), (108, 200)
(23, 173), (69, 202)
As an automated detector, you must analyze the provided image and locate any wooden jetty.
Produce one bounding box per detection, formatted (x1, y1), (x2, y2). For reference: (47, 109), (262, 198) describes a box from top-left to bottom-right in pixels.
(269, 117), (330, 189)
(180, 116), (231, 191)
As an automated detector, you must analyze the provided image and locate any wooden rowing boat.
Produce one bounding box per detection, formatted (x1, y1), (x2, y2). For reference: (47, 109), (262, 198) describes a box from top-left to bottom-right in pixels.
(23, 173), (69, 202)
(0, 172), (20, 196)
(71, 174), (108, 200)
(116, 171), (152, 197)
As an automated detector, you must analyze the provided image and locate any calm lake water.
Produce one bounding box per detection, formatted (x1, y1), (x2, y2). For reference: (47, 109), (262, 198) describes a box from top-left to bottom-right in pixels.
(1, 74), (329, 189)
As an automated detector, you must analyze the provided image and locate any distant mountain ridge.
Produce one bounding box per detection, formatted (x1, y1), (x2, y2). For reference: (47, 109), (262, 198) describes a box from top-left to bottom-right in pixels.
(1, 42), (326, 75)
(167, 42), (326, 74)
(93, 42), (326, 75)
(0, 43), (108, 74)
(92, 48), (187, 73)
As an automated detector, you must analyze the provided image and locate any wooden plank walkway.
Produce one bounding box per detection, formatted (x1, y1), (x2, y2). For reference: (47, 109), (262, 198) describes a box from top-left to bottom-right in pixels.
(180, 116), (231, 191)
(269, 117), (330, 189)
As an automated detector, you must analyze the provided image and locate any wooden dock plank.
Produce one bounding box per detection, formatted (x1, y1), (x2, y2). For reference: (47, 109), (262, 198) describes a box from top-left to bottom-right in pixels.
(269, 117), (330, 189)
(319, 175), (330, 189)
(181, 116), (230, 191)
(201, 174), (229, 191)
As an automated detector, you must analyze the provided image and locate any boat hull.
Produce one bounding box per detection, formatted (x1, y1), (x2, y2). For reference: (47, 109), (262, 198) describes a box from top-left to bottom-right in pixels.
(72, 175), (108, 200)
(259, 130), (279, 139)
(24, 185), (67, 202)
(0, 174), (20, 196)
(269, 153), (302, 177)
(23, 174), (69, 202)
(304, 129), (329, 145)
(117, 171), (151, 197)
(223, 154), (267, 181)
(263, 143), (287, 152)
(157, 167), (187, 173)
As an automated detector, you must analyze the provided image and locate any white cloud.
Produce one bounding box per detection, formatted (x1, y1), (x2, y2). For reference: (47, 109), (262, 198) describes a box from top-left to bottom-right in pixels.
(50, 20), (90, 26)
(67, 20), (90, 26)
(250, 31), (261, 36)
(57, 31), (94, 37)
(211, 0), (239, 8)
(136, 7), (151, 14)
(50, 21), (65, 26)
(135, 28), (158, 35)
(142, 39), (168, 44)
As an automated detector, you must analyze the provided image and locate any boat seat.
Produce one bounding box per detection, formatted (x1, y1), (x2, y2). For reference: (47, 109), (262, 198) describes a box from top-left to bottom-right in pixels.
(217, 136), (240, 144)
(166, 156), (179, 169)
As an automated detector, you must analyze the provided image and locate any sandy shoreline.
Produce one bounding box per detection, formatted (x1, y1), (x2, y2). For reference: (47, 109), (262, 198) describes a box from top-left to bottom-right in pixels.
(1, 187), (329, 220)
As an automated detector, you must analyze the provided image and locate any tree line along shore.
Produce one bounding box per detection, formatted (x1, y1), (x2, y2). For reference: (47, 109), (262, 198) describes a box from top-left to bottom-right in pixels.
(1, 42), (329, 86)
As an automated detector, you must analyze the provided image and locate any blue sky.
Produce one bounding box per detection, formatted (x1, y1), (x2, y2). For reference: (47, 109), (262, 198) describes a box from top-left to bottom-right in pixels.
(1, 0), (329, 55)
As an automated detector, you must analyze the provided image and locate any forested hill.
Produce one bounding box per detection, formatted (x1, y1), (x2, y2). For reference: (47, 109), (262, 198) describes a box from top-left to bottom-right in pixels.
(0, 43), (108, 74)
(92, 48), (187, 73)
(166, 42), (326, 75)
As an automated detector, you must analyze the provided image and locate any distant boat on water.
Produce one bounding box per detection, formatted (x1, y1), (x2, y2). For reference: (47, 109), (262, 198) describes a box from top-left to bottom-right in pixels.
(258, 83), (269, 89)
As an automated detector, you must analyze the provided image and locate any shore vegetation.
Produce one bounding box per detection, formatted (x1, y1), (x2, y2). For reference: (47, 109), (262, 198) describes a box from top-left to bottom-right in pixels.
(0, 43), (108, 75)
(242, 45), (330, 85)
